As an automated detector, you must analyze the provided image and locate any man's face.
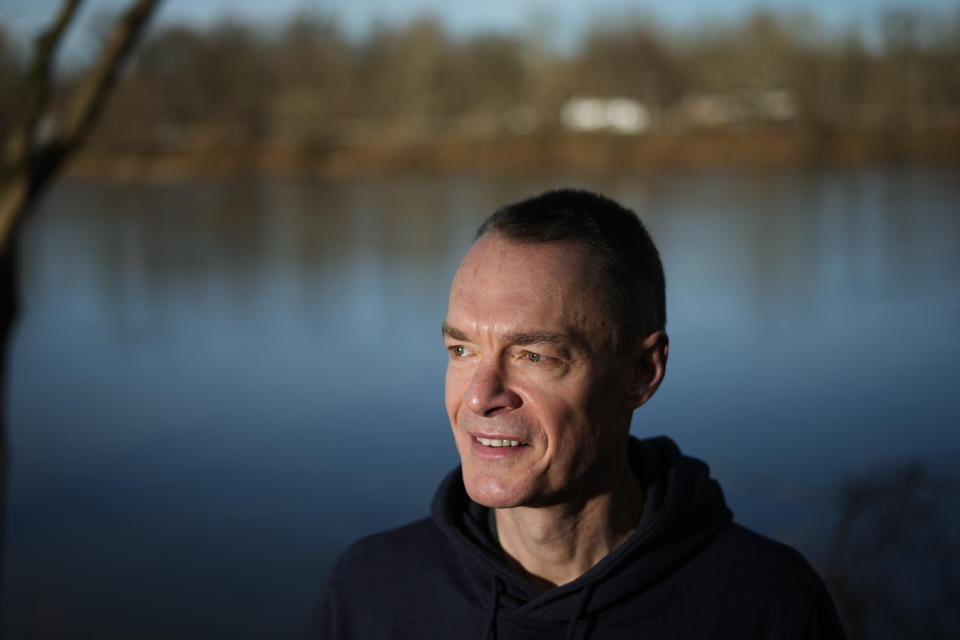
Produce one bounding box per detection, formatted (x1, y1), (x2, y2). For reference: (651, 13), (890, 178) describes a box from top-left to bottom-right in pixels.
(443, 234), (637, 509)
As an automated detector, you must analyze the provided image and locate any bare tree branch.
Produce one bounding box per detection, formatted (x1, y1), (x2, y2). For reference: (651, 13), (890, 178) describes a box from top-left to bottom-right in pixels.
(0, 0), (161, 254)
(61, 0), (160, 152)
(0, 0), (81, 172)
(0, 0), (161, 618)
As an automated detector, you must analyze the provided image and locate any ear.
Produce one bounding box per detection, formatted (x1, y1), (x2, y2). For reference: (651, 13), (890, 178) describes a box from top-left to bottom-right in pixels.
(624, 330), (669, 409)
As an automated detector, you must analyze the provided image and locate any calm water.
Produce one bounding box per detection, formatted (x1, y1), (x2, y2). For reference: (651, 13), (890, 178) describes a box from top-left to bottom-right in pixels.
(4, 169), (959, 637)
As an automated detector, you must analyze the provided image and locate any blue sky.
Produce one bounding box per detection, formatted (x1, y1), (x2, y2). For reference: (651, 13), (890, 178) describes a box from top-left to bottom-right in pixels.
(148, 0), (957, 36)
(2, 0), (958, 60)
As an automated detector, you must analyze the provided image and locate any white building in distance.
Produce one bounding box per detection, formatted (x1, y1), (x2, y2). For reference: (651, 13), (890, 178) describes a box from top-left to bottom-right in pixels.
(560, 97), (650, 134)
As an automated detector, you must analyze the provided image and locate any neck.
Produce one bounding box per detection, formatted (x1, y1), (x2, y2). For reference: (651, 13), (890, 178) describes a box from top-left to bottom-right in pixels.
(494, 455), (644, 591)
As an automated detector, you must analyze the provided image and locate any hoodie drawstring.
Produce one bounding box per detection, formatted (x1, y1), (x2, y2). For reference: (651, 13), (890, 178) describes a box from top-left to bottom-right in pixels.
(564, 582), (597, 640)
(483, 576), (503, 640)
(483, 576), (596, 640)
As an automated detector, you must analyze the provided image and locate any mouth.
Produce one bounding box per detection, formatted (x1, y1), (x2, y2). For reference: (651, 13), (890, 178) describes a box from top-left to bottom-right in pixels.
(474, 436), (528, 448)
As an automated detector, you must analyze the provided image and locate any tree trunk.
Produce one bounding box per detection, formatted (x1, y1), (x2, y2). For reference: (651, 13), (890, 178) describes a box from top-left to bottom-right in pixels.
(0, 0), (161, 616)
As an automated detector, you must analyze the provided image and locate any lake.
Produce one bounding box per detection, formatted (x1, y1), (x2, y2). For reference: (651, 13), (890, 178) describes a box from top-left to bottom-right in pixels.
(3, 168), (959, 637)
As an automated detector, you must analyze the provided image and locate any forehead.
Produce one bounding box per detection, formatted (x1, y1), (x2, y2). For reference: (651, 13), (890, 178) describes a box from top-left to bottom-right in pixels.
(447, 235), (609, 337)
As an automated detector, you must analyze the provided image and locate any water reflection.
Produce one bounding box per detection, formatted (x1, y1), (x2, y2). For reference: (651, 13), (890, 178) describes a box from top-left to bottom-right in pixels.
(5, 169), (959, 637)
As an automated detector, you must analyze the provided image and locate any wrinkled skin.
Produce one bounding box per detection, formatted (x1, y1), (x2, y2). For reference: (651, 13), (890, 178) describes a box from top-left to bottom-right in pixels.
(443, 234), (666, 509)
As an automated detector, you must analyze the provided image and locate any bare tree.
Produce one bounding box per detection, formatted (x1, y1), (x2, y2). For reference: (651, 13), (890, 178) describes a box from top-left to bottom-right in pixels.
(0, 0), (161, 610)
(824, 460), (960, 639)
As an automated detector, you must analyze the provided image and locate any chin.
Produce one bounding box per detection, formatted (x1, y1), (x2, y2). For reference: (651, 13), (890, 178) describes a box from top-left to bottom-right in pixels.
(462, 470), (529, 509)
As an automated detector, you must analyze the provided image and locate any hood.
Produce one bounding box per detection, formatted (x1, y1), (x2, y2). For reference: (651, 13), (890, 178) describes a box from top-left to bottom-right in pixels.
(430, 435), (733, 638)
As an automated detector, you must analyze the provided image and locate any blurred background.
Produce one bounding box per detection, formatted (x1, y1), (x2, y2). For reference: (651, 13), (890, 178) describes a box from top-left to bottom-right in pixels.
(0, 0), (958, 637)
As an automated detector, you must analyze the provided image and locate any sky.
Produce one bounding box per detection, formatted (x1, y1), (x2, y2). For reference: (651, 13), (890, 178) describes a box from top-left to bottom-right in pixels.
(1, 0), (958, 61)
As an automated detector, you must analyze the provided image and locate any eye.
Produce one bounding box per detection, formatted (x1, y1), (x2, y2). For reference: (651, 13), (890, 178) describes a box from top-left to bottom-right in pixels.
(448, 345), (470, 359)
(522, 351), (549, 363)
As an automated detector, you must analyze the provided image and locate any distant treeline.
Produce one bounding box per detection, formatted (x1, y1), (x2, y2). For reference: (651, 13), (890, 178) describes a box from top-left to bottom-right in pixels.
(2, 8), (959, 174)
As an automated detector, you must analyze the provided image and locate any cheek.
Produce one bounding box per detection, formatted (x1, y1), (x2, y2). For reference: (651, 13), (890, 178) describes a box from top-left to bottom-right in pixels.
(522, 388), (578, 440)
(525, 383), (605, 456)
(445, 365), (466, 422)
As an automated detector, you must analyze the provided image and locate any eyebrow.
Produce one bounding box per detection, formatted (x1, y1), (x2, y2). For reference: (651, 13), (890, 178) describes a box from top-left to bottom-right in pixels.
(441, 322), (469, 341)
(442, 322), (590, 354)
(503, 331), (570, 346)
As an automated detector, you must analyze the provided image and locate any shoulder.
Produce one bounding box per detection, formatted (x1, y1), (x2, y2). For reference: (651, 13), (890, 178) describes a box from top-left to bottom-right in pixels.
(324, 516), (474, 602)
(708, 523), (827, 593)
(684, 523), (845, 637)
(685, 522), (829, 602)
(329, 517), (449, 586)
(311, 518), (479, 639)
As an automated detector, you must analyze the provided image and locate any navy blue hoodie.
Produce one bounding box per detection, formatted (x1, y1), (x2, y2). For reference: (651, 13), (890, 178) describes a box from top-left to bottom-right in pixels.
(312, 436), (845, 639)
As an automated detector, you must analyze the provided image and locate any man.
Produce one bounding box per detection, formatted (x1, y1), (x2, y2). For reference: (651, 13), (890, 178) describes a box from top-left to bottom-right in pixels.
(313, 189), (844, 639)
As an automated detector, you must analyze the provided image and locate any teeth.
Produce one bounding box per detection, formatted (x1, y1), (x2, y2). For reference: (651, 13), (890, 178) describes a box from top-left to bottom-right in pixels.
(476, 437), (523, 447)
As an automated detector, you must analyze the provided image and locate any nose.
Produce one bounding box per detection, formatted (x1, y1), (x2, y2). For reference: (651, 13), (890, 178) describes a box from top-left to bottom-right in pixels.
(464, 359), (522, 417)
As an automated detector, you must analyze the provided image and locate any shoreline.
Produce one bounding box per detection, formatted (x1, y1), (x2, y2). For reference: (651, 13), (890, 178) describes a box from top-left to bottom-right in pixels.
(66, 128), (960, 182)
